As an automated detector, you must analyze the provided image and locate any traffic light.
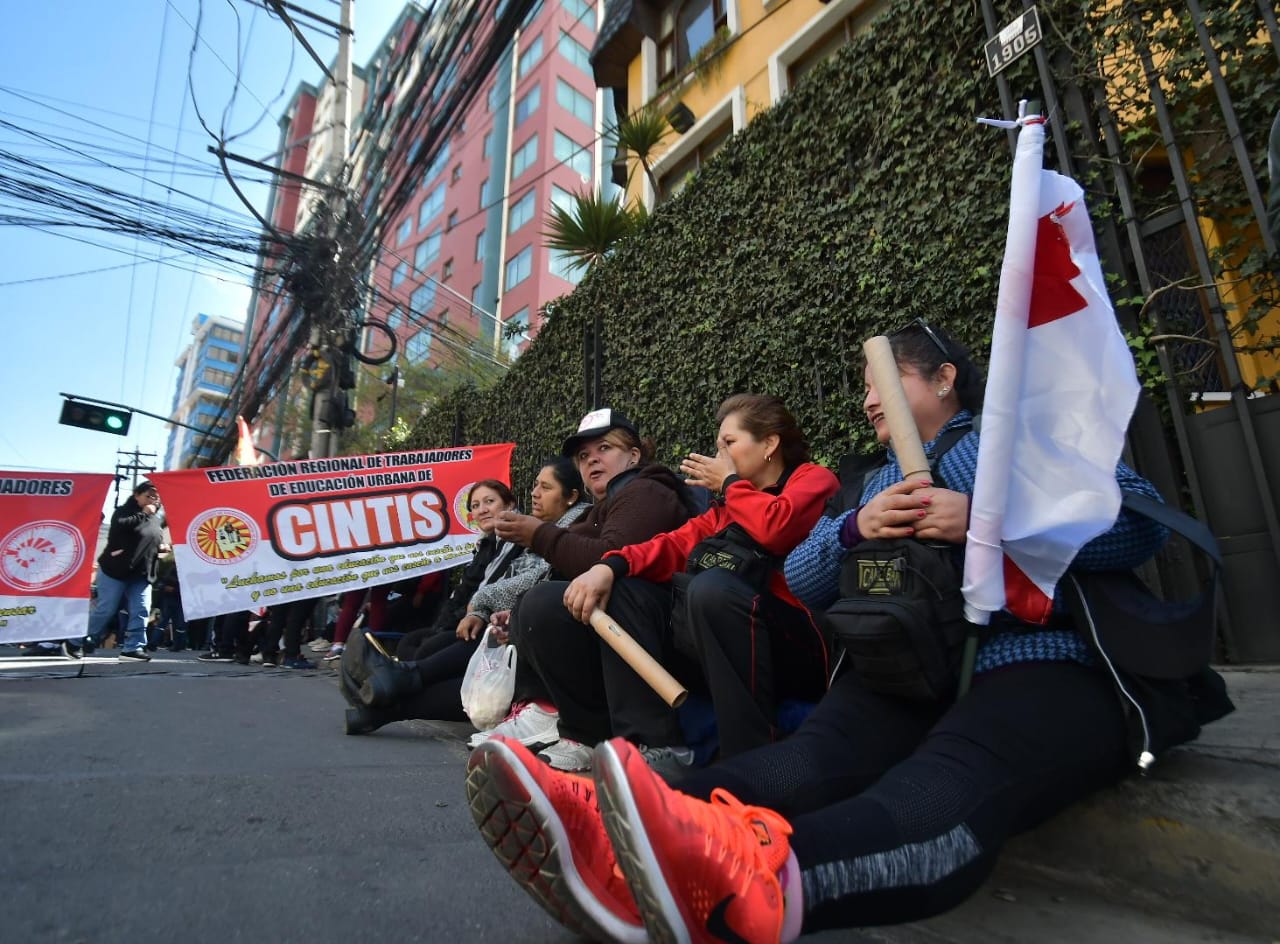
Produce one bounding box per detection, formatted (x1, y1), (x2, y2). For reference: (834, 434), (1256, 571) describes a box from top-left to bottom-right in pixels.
(59, 400), (132, 436)
(326, 390), (356, 429)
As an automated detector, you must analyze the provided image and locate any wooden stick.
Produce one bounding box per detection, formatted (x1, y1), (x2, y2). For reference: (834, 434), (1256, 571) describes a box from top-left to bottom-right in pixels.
(589, 608), (688, 708)
(863, 335), (931, 481)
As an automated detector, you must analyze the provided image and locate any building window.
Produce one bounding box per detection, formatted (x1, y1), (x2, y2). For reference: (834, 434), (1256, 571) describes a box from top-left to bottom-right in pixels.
(657, 119), (731, 202)
(658, 0), (728, 86)
(559, 31), (591, 73)
(411, 281), (438, 315)
(508, 189), (536, 232)
(504, 307), (529, 360)
(476, 230), (486, 261)
(518, 34), (544, 78)
(424, 141), (451, 183)
(506, 244), (533, 288)
(418, 183), (445, 228)
(562, 0), (593, 24)
(521, 0), (543, 27)
(397, 216), (413, 244)
(387, 306), (403, 330)
(556, 78), (593, 126)
(451, 163), (463, 183)
(550, 184), (574, 214)
(514, 83), (541, 127)
(415, 230), (442, 271)
(482, 131), (492, 159)
(391, 261), (408, 288)
(406, 329), (433, 364)
(442, 258), (454, 280)
(786, 14), (860, 90)
(512, 134), (538, 179)
(549, 248), (581, 284)
(479, 177), (489, 209)
(447, 210), (458, 231)
(554, 131), (592, 181)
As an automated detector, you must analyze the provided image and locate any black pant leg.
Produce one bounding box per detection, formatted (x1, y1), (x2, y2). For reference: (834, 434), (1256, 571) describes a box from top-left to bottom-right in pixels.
(597, 577), (685, 748)
(672, 668), (942, 812)
(684, 568), (827, 758)
(515, 581), (609, 744)
(789, 662), (1129, 931)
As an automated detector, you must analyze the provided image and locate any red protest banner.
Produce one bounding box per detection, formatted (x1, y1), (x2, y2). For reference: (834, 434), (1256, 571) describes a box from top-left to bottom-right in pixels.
(0, 471), (114, 644)
(150, 444), (515, 619)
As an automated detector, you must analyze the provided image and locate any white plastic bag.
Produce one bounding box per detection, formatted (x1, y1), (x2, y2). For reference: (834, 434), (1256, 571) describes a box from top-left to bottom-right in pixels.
(460, 625), (517, 729)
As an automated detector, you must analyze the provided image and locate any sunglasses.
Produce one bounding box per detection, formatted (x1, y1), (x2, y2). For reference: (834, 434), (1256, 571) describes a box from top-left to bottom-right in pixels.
(888, 318), (951, 361)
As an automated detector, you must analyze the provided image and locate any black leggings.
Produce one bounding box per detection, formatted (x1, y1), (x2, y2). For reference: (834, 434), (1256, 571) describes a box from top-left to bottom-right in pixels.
(673, 661), (1129, 931)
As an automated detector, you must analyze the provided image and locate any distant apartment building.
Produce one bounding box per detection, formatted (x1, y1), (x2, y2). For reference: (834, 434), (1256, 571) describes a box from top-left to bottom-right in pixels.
(231, 1), (607, 461)
(165, 313), (245, 469)
(359, 0), (604, 373)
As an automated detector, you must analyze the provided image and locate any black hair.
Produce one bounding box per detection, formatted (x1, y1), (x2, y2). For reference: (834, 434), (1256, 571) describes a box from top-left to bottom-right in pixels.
(888, 322), (985, 413)
(540, 456), (584, 503)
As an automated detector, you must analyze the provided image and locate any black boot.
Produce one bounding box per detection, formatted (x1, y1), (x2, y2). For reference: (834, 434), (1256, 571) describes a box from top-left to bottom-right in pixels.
(344, 706), (401, 736)
(358, 659), (423, 708)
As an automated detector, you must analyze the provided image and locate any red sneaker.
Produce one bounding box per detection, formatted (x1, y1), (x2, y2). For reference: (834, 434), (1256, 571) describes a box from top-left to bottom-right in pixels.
(466, 735), (645, 944)
(593, 737), (794, 944)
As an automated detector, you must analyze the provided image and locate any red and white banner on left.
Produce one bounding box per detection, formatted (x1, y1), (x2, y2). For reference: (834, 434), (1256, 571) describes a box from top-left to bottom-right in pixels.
(0, 471), (114, 644)
(151, 443), (515, 620)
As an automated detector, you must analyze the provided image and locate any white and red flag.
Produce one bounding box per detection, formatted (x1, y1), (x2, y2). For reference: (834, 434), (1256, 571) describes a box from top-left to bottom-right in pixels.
(962, 108), (1141, 625)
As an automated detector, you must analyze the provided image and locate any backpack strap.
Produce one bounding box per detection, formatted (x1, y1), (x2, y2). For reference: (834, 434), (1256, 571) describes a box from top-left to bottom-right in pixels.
(1120, 491), (1221, 568)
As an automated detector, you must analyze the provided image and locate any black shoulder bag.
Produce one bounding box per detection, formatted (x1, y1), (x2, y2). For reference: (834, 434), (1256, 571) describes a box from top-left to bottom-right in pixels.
(821, 425), (974, 702)
(1064, 492), (1234, 767)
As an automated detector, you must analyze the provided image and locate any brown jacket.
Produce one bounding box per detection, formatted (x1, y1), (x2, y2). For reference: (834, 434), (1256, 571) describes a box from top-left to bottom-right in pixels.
(529, 463), (693, 579)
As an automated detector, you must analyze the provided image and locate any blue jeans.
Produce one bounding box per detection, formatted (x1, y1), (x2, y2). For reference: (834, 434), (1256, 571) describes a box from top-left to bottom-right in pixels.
(87, 573), (152, 653)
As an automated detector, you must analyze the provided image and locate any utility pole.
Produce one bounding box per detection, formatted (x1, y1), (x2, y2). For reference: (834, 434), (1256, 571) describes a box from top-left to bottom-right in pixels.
(309, 0), (355, 460)
(112, 448), (157, 509)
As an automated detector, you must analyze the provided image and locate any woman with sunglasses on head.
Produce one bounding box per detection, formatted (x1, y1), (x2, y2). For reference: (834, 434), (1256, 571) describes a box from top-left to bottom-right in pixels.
(463, 322), (1186, 944)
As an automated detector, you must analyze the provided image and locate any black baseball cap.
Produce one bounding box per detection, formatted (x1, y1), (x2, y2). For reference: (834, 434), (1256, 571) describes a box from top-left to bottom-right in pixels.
(561, 408), (640, 457)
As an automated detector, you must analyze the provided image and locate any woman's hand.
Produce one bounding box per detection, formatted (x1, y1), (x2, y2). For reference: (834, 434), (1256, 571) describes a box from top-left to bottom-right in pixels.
(488, 610), (511, 644)
(493, 510), (542, 547)
(563, 563), (615, 623)
(456, 613), (485, 640)
(681, 451), (735, 493)
(855, 479), (936, 540)
(911, 487), (970, 544)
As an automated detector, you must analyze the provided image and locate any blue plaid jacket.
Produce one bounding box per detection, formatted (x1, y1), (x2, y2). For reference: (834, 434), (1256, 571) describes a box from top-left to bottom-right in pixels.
(783, 411), (1168, 673)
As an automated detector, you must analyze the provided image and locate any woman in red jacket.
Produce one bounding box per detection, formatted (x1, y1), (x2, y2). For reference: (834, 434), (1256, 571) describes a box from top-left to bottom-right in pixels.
(564, 393), (838, 764)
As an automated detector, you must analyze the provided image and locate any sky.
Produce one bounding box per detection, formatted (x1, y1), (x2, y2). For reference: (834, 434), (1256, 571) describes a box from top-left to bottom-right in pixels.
(0, 0), (407, 489)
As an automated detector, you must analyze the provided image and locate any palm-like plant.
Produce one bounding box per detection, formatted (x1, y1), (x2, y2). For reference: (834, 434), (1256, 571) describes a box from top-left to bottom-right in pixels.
(543, 189), (647, 274)
(612, 104), (670, 197)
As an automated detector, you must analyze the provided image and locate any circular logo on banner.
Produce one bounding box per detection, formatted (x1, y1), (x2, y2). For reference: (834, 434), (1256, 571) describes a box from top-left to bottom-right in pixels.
(455, 482), (481, 533)
(0, 521), (85, 592)
(189, 509), (259, 565)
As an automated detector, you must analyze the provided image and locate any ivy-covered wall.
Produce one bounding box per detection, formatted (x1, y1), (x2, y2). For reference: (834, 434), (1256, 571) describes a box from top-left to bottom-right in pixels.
(403, 0), (1278, 500)
(408, 0), (1013, 492)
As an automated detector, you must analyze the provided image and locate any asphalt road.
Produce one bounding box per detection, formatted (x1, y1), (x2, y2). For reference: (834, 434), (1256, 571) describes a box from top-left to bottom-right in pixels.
(0, 651), (574, 944)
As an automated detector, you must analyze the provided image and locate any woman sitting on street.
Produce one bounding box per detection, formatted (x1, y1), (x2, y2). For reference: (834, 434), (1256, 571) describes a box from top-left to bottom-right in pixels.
(339, 478), (524, 730)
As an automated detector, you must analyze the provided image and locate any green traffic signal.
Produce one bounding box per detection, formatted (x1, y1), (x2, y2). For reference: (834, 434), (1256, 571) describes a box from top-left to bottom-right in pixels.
(59, 400), (132, 436)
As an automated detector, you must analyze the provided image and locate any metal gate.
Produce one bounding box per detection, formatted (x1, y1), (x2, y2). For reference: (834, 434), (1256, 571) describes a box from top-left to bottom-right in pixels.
(979, 0), (1280, 659)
